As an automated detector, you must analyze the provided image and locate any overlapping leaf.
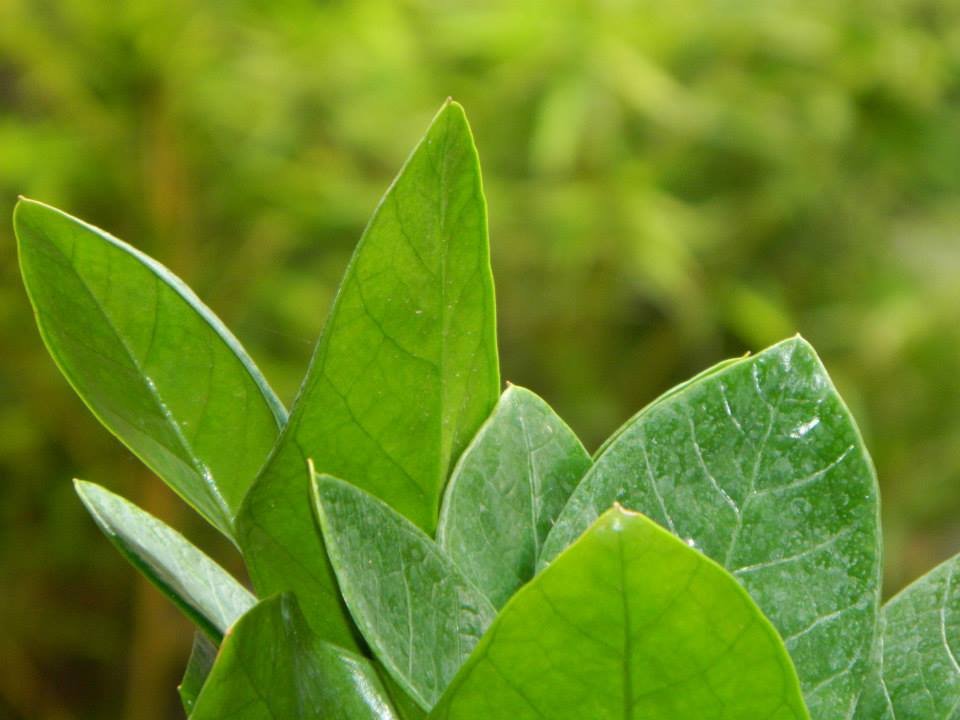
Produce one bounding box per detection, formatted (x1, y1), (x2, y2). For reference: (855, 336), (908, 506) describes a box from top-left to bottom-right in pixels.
(853, 553), (960, 719)
(237, 100), (499, 645)
(313, 473), (495, 711)
(75, 480), (255, 641)
(377, 669), (428, 720)
(191, 594), (398, 720)
(430, 506), (810, 720)
(16, 199), (286, 538)
(438, 384), (590, 607)
(179, 633), (217, 715)
(540, 337), (881, 718)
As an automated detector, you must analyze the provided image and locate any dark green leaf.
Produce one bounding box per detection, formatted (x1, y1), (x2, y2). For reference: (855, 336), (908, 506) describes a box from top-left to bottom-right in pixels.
(378, 666), (428, 720)
(312, 473), (495, 711)
(191, 594), (399, 720)
(853, 553), (960, 719)
(437, 384), (590, 607)
(237, 100), (499, 645)
(16, 199), (286, 538)
(179, 632), (217, 715)
(74, 480), (255, 641)
(540, 337), (880, 718)
(430, 506), (810, 720)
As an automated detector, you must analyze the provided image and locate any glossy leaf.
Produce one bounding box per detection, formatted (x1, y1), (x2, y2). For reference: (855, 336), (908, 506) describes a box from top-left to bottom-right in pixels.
(853, 553), (960, 719)
(237, 100), (499, 645)
(191, 594), (399, 720)
(540, 336), (881, 718)
(179, 632), (217, 715)
(430, 506), (810, 720)
(312, 473), (495, 711)
(437, 384), (590, 607)
(74, 480), (255, 641)
(15, 199), (286, 538)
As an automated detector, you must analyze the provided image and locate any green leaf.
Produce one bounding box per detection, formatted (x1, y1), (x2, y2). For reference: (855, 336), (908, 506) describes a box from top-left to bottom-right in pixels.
(237, 100), (499, 645)
(312, 473), (496, 711)
(437, 384), (590, 607)
(539, 336), (880, 718)
(430, 506), (810, 720)
(853, 553), (960, 719)
(191, 594), (399, 720)
(378, 666), (428, 720)
(15, 199), (286, 538)
(179, 632), (217, 715)
(74, 480), (255, 641)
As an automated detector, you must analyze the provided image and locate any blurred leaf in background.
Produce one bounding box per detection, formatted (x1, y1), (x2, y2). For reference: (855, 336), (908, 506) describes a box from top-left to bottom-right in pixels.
(1, 0), (959, 717)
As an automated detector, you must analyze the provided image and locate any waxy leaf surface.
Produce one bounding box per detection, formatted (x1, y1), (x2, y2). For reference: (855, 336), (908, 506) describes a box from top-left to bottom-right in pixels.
(237, 101), (499, 645)
(191, 595), (398, 720)
(75, 480), (255, 641)
(431, 506), (809, 720)
(437, 385), (590, 607)
(179, 632), (217, 715)
(313, 474), (495, 711)
(16, 199), (286, 538)
(853, 553), (960, 719)
(540, 337), (881, 718)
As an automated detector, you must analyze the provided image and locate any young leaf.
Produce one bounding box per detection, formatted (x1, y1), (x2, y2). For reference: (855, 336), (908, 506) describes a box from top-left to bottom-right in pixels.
(853, 553), (960, 719)
(191, 594), (399, 720)
(74, 480), (255, 641)
(430, 506), (810, 720)
(179, 632), (217, 715)
(237, 100), (499, 644)
(312, 473), (496, 711)
(539, 336), (880, 718)
(15, 199), (286, 539)
(437, 384), (590, 607)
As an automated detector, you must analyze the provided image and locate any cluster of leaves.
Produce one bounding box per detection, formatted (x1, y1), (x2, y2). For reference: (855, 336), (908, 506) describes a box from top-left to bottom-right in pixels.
(15, 103), (960, 718)
(5, 8), (960, 713)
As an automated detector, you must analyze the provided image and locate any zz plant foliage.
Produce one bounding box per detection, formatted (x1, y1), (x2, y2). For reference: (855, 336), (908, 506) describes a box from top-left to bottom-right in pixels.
(13, 101), (959, 719)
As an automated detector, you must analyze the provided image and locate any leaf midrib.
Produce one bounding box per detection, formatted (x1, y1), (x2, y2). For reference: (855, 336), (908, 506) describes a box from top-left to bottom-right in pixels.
(39, 226), (232, 530)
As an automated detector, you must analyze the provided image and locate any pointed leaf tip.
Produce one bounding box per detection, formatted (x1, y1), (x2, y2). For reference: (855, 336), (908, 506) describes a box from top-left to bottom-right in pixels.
(237, 99), (498, 646)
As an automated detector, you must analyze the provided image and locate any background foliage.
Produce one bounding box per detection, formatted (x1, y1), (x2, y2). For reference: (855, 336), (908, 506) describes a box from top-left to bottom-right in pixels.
(1, 0), (959, 717)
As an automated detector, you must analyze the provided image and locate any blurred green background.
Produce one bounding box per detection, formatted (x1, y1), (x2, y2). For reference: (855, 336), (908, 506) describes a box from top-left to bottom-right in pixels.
(1, 0), (959, 717)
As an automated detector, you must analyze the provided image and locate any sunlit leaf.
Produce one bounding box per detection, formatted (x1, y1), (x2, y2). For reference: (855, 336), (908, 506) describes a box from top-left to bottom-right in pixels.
(431, 506), (810, 720)
(540, 337), (881, 718)
(237, 100), (499, 645)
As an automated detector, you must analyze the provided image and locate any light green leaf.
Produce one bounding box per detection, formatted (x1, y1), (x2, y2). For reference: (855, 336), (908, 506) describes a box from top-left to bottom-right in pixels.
(312, 473), (496, 711)
(74, 480), (255, 641)
(853, 553), (960, 719)
(191, 594), (399, 720)
(237, 100), (499, 645)
(430, 506), (810, 720)
(437, 384), (590, 607)
(15, 199), (286, 538)
(179, 632), (217, 715)
(539, 336), (880, 718)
